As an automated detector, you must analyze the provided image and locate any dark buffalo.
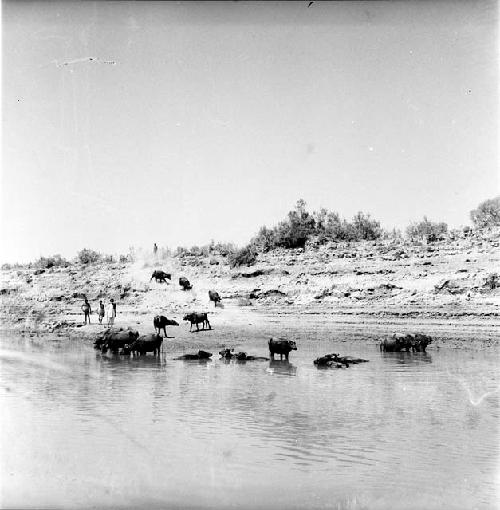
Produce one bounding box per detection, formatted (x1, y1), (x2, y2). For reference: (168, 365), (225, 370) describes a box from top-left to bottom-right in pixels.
(208, 290), (221, 307)
(179, 277), (192, 290)
(153, 315), (179, 337)
(314, 354), (348, 368)
(380, 334), (412, 352)
(410, 334), (433, 352)
(381, 333), (432, 353)
(183, 312), (211, 332)
(150, 270), (171, 284)
(268, 338), (297, 360)
(219, 348), (269, 361)
(129, 334), (163, 356)
(174, 350), (212, 360)
(101, 329), (140, 354)
(314, 353), (369, 368)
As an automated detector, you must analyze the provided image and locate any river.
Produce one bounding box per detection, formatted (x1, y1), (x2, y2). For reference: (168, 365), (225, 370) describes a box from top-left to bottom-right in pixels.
(1, 332), (498, 509)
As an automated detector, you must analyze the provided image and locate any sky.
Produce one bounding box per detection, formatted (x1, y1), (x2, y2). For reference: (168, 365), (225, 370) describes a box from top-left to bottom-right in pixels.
(1, 0), (499, 263)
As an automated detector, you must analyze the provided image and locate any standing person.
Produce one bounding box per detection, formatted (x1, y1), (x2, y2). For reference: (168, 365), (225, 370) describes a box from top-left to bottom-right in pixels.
(81, 298), (92, 325)
(98, 300), (105, 324)
(107, 298), (116, 327)
(153, 243), (158, 255)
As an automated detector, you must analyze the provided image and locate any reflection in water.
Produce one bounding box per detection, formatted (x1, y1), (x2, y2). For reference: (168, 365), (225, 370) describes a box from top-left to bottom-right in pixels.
(267, 360), (297, 376)
(0, 337), (499, 510)
(380, 351), (433, 365)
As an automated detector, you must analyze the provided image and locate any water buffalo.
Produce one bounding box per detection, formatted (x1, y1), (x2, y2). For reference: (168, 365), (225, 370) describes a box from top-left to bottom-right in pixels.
(153, 315), (179, 337)
(208, 290), (221, 307)
(314, 354), (348, 368)
(179, 277), (192, 290)
(100, 329), (140, 354)
(219, 348), (269, 361)
(380, 335), (412, 352)
(381, 334), (432, 353)
(314, 353), (369, 368)
(150, 270), (171, 284)
(183, 312), (211, 332)
(410, 334), (433, 352)
(268, 338), (297, 360)
(129, 334), (163, 356)
(174, 350), (212, 360)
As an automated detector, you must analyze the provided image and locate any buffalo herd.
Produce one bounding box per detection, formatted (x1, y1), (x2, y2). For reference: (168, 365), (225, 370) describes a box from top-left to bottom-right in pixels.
(93, 267), (434, 367)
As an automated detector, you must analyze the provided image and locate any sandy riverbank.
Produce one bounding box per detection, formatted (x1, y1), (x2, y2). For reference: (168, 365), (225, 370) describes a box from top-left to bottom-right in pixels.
(1, 229), (499, 349)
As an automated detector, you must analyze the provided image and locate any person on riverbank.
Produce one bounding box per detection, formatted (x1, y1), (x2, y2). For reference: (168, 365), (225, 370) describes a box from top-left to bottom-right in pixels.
(82, 298), (91, 325)
(107, 298), (116, 326)
(98, 300), (105, 324)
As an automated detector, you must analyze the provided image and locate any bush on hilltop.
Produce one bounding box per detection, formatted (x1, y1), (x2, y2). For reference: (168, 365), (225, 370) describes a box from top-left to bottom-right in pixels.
(406, 217), (448, 243)
(77, 248), (101, 265)
(470, 196), (500, 228)
(228, 245), (258, 268)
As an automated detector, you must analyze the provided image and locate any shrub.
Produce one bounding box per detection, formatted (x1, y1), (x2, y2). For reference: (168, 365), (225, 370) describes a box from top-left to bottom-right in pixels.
(470, 196), (500, 228)
(77, 248), (101, 264)
(36, 254), (68, 269)
(272, 199), (317, 249)
(251, 226), (278, 253)
(351, 212), (382, 240)
(228, 245), (258, 268)
(406, 217), (448, 243)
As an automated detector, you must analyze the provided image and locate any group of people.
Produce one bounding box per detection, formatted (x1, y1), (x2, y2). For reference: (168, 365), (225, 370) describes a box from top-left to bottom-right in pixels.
(81, 298), (117, 326)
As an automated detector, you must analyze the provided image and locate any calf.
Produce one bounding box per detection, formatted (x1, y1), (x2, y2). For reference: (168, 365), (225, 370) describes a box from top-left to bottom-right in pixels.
(153, 315), (179, 337)
(268, 338), (297, 361)
(183, 312), (211, 332)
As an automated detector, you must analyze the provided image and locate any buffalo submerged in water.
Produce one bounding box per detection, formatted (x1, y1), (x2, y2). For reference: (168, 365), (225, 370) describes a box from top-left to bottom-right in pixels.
(219, 348), (269, 361)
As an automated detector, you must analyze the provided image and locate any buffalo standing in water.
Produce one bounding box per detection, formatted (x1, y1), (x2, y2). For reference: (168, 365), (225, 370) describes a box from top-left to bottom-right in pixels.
(183, 312), (211, 332)
(150, 270), (171, 284)
(208, 290), (221, 307)
(99, 329), (140, 354)
(179, 277), (192, 290)
(409, 334), (433, 352)
(129, 334), (163, 356)
(268, 338), (297, 360)
(380, 333), (433, 353)
(153, 315), (179, 337)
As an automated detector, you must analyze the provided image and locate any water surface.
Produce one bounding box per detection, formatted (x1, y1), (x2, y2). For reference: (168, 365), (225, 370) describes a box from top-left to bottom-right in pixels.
(1, 334), (498, 509)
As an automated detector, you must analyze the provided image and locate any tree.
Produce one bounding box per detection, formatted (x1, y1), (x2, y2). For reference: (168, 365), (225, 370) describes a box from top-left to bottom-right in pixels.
(352, 212), (382, 240)
(77, 248), (101, 264)
(406, 217), (447, 243)
(470, 196), (500, 228)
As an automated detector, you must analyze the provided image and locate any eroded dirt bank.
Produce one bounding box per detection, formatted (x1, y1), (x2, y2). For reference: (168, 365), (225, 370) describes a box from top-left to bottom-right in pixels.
(1, 229), (499, 349)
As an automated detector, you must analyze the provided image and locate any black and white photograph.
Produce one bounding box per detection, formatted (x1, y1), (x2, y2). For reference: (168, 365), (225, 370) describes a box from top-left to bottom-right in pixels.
(1, 1), (499, 509)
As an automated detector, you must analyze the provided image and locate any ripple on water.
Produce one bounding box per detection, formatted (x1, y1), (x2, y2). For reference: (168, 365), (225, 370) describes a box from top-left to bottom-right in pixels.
(0, 336), (499, 509)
